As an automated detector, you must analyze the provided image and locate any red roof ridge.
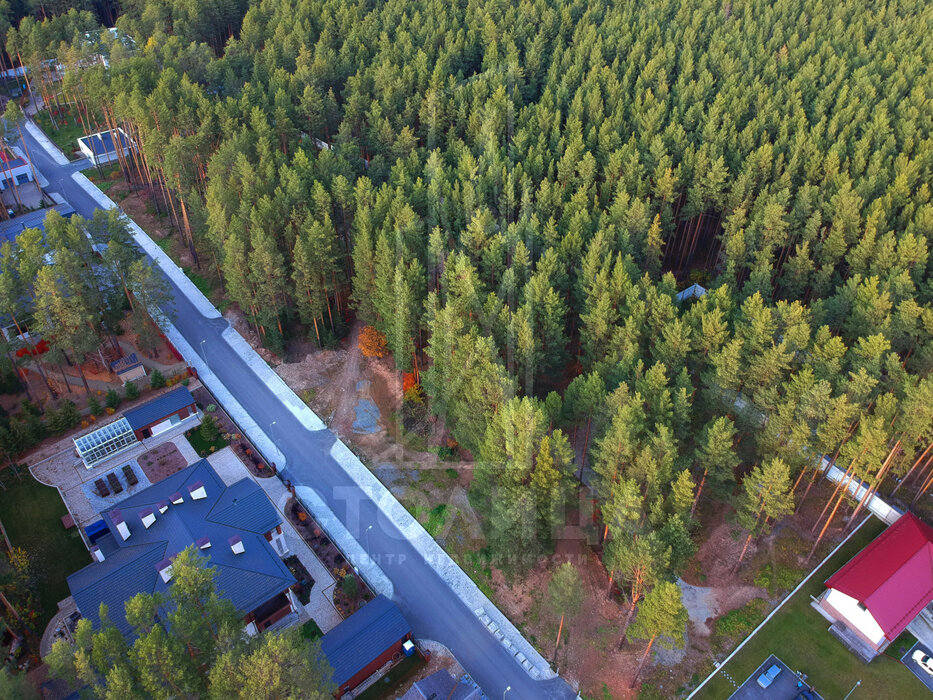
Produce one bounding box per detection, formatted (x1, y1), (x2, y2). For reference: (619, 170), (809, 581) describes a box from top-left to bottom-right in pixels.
(825, 512), (933, 640)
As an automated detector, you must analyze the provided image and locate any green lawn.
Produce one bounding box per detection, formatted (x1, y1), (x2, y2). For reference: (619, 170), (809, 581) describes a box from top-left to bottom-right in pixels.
(354, 653), (425, 700)
(696, 516), (927, 700)
(300, 618), (322, 641)
(0, 471), (91, 630)
(185, 426), (229, 458)
(33, 110), (86, 159)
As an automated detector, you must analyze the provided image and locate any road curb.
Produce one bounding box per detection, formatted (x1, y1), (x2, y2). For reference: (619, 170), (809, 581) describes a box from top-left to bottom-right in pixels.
(24, 119), (70, 166)
(70, 172), (221, 320)
(160, 319), (395, 600)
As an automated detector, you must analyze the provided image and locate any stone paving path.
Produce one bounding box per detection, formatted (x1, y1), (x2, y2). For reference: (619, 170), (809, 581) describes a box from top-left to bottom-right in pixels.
(31, 418), (201, 530)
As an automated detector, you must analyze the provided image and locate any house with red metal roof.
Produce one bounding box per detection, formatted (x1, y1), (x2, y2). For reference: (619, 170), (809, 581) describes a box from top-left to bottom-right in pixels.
(813, 512), (933, 662)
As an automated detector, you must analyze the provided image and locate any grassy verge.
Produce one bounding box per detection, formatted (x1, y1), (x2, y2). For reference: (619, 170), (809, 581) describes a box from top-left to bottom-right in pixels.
(696, 517), (924, 699)
(355, 653), (426, 700)
(33, 110), (85, 158)
(410, 503), (448, 538)
(185, 428), (229, 458)
(0, 472), (90, 630)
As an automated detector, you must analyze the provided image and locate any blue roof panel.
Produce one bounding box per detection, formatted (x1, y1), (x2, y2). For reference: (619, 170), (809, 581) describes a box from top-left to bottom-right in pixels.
(0, 203), (76, 248)
(67, 460), (294, 639)
(321, 595), (411, 686)
(123, 386), (196, 430)
(78, 129), (130, 156)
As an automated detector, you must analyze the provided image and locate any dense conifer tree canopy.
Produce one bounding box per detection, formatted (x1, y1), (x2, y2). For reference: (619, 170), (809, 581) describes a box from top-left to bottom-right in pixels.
(6, 0), (933, 584)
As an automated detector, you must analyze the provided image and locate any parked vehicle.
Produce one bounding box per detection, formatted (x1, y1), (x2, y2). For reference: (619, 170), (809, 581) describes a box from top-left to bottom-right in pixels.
(757, 663), (783, 688)
(913, 649), (933, 676)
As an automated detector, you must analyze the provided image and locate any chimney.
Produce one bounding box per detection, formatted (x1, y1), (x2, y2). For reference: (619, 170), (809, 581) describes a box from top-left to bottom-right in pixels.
(196, 536), (211, 550)
(170, 492), (184, 505)
(139, 507), (156, 529)
(229, 535), (244, 555)
(111, 509), (130, 540)
(156, 558), (173, 583)
(188, 480), (207, 500)
(157, 500), (169, 514)
(90, 546), (105, 562)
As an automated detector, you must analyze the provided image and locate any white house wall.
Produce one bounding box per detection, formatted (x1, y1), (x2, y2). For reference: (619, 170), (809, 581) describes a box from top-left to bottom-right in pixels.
(824, 588), (887, 645)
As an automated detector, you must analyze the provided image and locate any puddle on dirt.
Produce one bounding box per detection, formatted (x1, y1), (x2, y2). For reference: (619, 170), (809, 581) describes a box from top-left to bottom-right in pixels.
(373, 462), (420, 497)
(352, 380), (382, 433)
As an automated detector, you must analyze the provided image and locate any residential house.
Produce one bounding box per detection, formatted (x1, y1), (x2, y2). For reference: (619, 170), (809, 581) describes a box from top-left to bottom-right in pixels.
(122, 385), (197, 440)
(67, 459), (295, 639)
(78, 128), (135, 166)
(73, 386), (198, 468)
(0, 148), (33, 192)
(813, 512), (933, 662)
(321, 594), (414, 697)
(400, 670), (483, 700)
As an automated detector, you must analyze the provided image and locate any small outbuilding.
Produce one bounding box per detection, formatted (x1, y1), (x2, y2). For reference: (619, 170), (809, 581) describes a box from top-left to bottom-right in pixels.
(77, 127), (135, 166)
(321, 594), (413, 697)
(123, 385), (197, 440)
(111, 353), (146, 382)
(0, 148), (33, 191)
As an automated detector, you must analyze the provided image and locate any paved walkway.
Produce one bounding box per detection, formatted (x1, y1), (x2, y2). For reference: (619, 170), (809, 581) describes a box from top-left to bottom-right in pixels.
(31, 416), (201, 530)
(207, 447), (343, 632)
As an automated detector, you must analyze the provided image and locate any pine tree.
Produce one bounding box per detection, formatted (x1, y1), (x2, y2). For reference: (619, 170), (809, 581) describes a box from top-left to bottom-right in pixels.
(735, 459), (795, 568)
(628, 581), (687, 688)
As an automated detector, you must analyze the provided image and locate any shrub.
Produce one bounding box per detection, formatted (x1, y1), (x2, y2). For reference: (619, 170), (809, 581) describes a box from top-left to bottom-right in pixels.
(402, 372), (418, 393)
(124, 381), (139, 400)
(358, 326), (387, 358)
(341, 574), (359, 599)
(150, 369), (166, 389)
(105, 389), (121, 410)
(199, 415), (221, 444)
(403, 384), (424, 404)
(87, 395), (102, 416)
(714, 598), (769, 639)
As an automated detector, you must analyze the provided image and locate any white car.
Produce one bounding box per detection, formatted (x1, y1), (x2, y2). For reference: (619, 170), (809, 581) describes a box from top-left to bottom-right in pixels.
(913, 649), (933, 676)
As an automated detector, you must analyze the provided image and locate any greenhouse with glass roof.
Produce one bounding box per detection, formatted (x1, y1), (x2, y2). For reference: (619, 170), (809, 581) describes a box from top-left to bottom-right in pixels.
(74, 417), (139, 468)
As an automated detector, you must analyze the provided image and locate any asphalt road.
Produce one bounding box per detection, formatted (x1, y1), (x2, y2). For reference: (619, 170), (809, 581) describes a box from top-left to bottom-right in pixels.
(902, 641), (933, 693)
(18, 126), (576, 700)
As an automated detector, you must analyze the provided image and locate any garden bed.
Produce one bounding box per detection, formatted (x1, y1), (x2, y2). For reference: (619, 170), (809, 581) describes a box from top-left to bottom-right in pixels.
(284, 497), (373, 617)
(283, 555), (314, 605)
(190, 386), (273, 477)
(137, 441), (188, 483)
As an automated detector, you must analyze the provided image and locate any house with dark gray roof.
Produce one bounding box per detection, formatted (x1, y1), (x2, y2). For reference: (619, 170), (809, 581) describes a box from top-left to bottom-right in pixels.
(67, 459), (295, 639)
(73, 386), (199, 468)
(321, 594), (414, 697)
(400, 669), (484, 700)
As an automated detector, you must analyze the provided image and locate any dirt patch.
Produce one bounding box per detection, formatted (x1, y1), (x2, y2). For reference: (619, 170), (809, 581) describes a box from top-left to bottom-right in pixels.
(486, 552), (641, 698)
(137, 441), (186, 483)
